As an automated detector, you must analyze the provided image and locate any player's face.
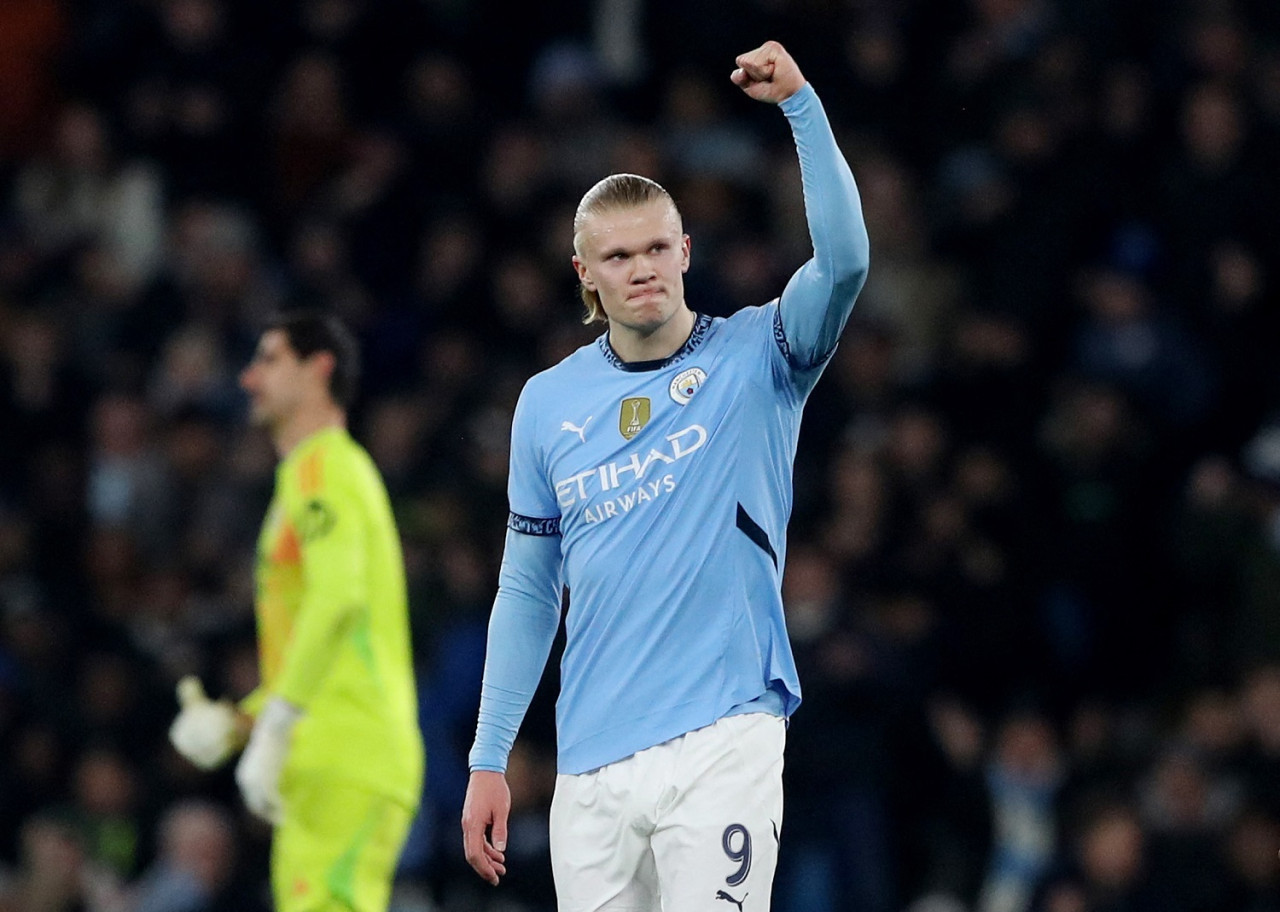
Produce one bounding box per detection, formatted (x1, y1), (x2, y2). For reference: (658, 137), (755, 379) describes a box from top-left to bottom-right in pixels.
(573, 200), (691, 335)
(239, 330), (310, 429)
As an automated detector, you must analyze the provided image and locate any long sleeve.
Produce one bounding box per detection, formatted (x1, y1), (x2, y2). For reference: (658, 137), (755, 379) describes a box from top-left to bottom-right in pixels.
(245, 430), (422, 805)
(468, 527), (564, 773)
(272, 479), (368, 709)
(776, 82), (870, 372)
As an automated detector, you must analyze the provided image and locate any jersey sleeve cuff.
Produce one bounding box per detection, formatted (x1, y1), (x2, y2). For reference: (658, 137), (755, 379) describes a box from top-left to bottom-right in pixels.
(779, 81), (816, 116)
(468, 743), (509, 773)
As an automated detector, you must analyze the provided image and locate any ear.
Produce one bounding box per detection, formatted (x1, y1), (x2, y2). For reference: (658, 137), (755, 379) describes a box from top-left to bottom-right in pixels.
(308, 350), (337, 389)
(680, 234), (691, 274)
(572, 255), (596, 290)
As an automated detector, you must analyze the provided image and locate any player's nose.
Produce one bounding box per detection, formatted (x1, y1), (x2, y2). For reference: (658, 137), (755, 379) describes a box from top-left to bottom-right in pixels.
(630, 255), (657, 280)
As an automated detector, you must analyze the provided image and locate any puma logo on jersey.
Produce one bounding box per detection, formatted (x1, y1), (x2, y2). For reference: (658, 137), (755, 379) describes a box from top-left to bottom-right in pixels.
(715, 890), (747, 911)
(560, 416), (592, 443)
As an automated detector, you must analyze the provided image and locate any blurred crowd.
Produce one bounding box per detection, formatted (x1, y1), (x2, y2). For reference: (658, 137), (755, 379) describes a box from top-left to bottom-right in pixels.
(1, 0), (1279, 910)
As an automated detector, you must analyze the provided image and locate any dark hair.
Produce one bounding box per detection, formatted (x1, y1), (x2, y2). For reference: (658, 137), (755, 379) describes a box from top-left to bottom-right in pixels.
(264, 311), (361, 407)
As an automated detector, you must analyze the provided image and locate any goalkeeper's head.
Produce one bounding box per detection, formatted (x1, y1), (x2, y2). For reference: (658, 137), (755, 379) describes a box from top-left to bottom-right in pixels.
(240, 309), (361, 437)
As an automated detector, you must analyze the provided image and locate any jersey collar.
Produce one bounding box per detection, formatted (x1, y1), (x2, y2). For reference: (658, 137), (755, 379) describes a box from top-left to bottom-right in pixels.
(597, 313), (713, 372)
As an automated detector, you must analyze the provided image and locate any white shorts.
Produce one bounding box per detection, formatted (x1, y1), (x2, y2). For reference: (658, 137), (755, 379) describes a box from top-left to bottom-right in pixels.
(549, 712), (786, 912)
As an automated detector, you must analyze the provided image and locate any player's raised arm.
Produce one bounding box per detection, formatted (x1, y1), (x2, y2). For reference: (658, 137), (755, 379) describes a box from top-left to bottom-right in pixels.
(733, 40), (870, 374)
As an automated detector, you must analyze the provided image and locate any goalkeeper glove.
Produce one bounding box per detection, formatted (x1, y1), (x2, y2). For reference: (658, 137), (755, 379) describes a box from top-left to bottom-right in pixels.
(236, 696), (302, 825)
(169, 676), (240, 771)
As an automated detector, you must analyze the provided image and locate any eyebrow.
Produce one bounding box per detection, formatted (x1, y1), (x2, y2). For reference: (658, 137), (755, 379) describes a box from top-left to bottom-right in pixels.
(599, 237), (672, 259)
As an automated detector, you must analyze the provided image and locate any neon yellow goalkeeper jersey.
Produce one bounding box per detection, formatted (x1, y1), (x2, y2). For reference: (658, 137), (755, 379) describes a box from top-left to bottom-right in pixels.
(247, 426), (423, 809)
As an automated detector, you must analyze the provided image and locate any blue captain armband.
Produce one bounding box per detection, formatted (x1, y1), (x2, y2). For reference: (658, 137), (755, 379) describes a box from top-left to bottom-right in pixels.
(508, 512), (561, 536)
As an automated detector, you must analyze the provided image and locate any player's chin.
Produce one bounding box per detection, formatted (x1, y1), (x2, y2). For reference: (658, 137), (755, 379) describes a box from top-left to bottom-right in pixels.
(623, 298), (669, 327)
(246, 403), (273, 427)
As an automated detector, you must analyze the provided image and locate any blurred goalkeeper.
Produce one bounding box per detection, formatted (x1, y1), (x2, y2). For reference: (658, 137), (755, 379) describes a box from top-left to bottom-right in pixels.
(168, 311), (424, 912)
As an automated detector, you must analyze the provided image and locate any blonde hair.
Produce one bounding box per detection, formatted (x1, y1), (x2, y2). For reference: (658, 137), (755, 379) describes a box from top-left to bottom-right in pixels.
(573, 174), (678, 324)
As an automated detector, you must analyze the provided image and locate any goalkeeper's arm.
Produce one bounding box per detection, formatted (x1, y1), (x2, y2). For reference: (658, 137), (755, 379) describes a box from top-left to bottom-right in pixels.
(233, 475), (368, 823)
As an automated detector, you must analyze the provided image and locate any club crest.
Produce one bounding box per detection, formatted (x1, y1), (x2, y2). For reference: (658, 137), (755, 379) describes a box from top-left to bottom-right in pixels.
(670, 367), (707, 405)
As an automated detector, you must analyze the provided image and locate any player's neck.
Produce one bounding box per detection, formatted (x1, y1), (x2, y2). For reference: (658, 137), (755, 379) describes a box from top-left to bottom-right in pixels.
(608, 307), (696, 364)
(272, 403), (345, 458)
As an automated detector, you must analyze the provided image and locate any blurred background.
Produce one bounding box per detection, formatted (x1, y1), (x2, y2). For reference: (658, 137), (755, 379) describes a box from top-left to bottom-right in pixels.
(1, 0), (1279, 910)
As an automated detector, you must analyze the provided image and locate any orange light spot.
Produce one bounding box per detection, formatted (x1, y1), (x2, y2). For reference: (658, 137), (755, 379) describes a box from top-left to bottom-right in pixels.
(270, 522), (301, 565)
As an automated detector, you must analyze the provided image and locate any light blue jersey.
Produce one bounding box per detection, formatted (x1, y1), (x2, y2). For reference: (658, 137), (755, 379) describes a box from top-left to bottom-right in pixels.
(470, 83), (869, 775)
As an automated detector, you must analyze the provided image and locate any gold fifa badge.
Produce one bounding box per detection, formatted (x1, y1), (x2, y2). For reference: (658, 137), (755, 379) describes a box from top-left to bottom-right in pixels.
(619, 397), (651, 440)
